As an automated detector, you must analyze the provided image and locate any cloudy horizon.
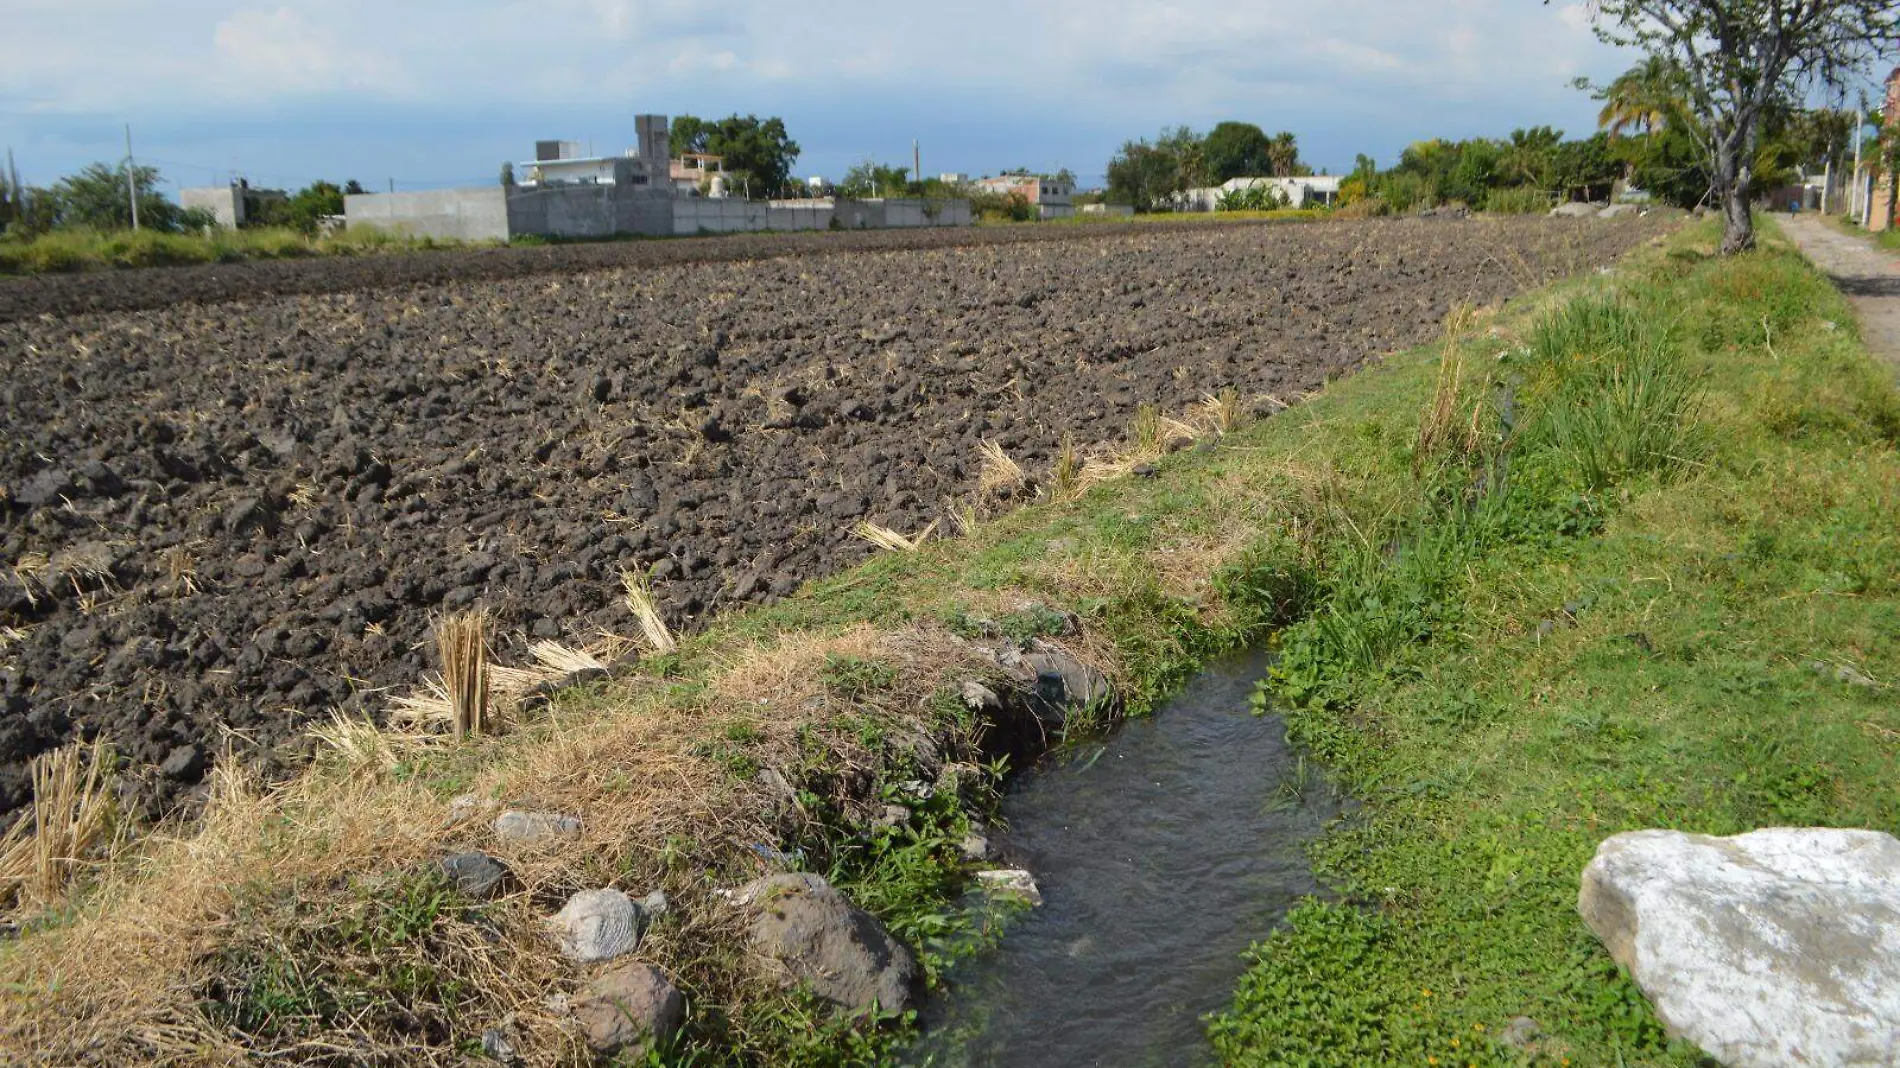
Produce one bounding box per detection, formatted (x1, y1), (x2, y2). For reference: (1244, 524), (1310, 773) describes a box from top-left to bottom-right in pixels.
(0, 1), (1868, 196)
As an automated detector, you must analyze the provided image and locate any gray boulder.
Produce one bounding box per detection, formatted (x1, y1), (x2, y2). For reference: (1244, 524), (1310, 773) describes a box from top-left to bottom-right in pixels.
(573, 962), (685, 1057)
(1550, 201), (1601, 218)
(548, 889), (644, 963)
(494, 808), (581, 843)
(438, 852), (510, 900)
(1597, 203), (1641, 219)
(741, 874), (920, 1014)
(1579, 828), (1900, 1067)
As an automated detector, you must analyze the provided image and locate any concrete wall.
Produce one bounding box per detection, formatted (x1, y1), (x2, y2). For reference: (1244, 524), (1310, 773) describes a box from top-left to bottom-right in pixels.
(347, 187), (971, 241)
(180, 186), (242, 228)
(829, 198), (972, 229)
(505, 185), (672, 239)
(672, 198), (771, 235)
(767, 201), (836, 231)
(345, 188), (512, 242)
(1081, 203), (1135, 217)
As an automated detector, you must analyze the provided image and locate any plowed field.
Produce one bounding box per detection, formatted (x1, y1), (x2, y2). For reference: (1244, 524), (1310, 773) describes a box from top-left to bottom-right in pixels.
(0, 215), (1669, 820)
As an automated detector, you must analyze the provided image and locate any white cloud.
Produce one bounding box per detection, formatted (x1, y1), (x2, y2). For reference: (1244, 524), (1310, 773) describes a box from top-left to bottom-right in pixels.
(1, 0), (1650, 185)
(211, 7), (407, 95)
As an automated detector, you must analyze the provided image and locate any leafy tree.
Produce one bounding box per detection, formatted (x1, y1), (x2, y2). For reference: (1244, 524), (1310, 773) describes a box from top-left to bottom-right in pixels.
(1552, 133), (1623, 200)
(1502, 126), (1565, 187)
(1567, 0), (1900, 253)
(49, 162), (181, 231)
(1203, 122), (1276, 182)
(343, 179), (366, 196)
(1157, 125), (1211, 189)
(1106, 138), (1188, 212)
(283, 180), (347, 235)
(667, 114), (800, 197)
(840, 160), (911, 198)
(669, 116), (711, 157)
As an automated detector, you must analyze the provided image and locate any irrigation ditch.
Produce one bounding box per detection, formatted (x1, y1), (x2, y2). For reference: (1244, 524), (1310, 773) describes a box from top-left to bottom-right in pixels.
(0, 213), (1694, 1065)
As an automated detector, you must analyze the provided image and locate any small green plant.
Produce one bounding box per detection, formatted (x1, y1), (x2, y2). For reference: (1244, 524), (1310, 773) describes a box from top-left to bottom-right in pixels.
(820, 655), (899, 700)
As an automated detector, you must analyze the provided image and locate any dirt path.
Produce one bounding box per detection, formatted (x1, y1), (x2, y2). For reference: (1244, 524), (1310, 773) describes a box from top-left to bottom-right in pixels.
(1781, 215), (1900, 376)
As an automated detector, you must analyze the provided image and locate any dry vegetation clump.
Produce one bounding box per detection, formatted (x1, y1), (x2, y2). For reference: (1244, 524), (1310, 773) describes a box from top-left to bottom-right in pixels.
(0, 609), (1029, 1066)
(0, 739), (117, 912)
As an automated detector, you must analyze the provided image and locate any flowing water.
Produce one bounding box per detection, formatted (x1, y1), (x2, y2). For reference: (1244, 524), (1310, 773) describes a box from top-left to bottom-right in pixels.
(911, 649), (1338, 1068)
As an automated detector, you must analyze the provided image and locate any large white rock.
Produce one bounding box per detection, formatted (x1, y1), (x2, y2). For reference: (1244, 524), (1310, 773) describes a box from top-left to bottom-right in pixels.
(1579, 828), (1900, 1067)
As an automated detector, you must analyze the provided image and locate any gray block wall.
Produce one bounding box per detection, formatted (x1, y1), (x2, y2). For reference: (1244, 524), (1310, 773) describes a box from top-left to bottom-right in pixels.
(344, 188), (512, 242)
(345, 187), (973, 243)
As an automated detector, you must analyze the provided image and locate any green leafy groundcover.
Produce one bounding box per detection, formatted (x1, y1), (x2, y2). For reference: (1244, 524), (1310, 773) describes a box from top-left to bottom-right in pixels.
(1208, 224), (1900, 1065)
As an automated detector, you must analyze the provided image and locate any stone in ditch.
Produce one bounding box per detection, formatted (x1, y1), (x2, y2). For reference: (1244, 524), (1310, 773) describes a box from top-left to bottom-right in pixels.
(1578, 828), (1900, 1068)
(438, 852), (510, 900)
(548, 888), (643, 963)
(742, 874), (920, 1014)
(574, 962), (686, 1057)
(493, 809), (581, 842)
(1021, 642), (1116, 712)
(976, 868), (1043, 906)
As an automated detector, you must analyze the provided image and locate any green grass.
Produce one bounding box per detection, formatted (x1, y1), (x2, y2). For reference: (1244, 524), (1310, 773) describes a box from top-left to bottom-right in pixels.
(0, 224), (498, 274)
(1207, 221), (1900, 1066)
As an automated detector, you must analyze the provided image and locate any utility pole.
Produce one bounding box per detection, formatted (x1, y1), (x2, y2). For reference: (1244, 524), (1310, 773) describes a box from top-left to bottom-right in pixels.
(1852, 109), (1865, 222)
(124, 123), (139, 231)
(913, 139), (921, 188)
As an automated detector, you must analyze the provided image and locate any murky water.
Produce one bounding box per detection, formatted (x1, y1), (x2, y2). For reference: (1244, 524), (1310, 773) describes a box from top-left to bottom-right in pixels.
(911, 649), (1337, 1068)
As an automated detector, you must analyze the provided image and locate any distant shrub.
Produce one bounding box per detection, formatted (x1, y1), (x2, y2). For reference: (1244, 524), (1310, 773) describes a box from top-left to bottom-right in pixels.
(1334, 197), (1391, 219)
(1484, 186), (1554, 215)
(1379, 172), (1439, 214)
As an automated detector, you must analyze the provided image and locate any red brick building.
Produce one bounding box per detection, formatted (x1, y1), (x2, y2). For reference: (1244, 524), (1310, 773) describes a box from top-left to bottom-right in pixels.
(1868, 68), (1900, 231)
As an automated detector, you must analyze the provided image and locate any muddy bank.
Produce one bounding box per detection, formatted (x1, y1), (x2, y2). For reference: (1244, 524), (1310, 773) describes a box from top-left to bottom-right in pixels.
(0, 216), (1669, 821)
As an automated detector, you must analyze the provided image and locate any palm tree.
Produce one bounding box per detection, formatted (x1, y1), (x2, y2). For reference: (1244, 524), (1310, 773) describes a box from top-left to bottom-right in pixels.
(1268, 132), (1300, 177)
(1596, 57), (1697, 141)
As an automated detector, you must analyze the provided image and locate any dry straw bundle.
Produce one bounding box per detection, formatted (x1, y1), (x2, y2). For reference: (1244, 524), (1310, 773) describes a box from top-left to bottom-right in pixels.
(620, 569), (679, 654)
(0, 738), (115, 911)
(439, 609), (491, 738)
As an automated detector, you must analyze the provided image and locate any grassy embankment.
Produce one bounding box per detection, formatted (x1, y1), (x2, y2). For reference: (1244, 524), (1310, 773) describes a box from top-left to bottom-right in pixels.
(0, 225), (491, 274)
(2, 218), (1893, 1067)
(1210, 219), (1900, 1066)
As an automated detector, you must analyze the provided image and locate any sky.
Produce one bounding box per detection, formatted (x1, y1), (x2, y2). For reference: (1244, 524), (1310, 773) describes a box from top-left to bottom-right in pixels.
(1, 0), (1672, 195)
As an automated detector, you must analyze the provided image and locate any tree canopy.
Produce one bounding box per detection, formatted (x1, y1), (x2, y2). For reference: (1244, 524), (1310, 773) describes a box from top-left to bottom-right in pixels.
(48, 162), (188, 231)
(1106, 123), (1308, 210)
(839, 160), (911, 198)
(666, 114), (800, 197)
(1566, 0), (1900, 252)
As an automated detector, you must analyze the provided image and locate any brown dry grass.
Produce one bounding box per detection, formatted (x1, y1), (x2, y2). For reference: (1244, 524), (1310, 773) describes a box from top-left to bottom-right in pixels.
(620, 568), (678, 655)
(852, 520), (938, 553)
(0, 612), (1007, 1066)
(0, 738), (116, 912)
(975, 439), (1029, 497)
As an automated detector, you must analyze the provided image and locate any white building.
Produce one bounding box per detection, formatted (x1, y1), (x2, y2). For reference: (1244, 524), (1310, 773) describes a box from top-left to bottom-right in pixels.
(1178, 175), (1343, 213)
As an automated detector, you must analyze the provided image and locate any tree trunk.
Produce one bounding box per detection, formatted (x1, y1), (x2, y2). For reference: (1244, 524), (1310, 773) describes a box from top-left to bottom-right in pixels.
(1713, 138), (1756, 255)
(1721, 182), (1756, 253)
